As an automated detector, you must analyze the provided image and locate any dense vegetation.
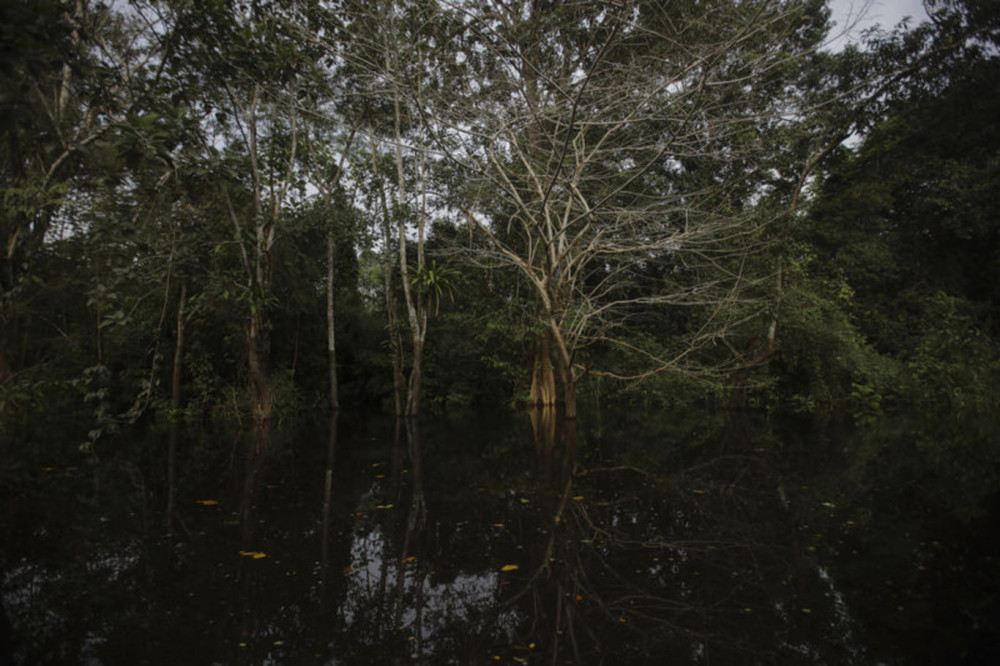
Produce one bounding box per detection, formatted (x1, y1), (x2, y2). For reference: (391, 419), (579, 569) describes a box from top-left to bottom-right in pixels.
(1, 0), (997, 453)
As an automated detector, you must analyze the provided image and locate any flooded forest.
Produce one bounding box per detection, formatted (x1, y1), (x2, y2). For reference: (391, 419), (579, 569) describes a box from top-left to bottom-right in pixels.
(1, 1), (999, 664)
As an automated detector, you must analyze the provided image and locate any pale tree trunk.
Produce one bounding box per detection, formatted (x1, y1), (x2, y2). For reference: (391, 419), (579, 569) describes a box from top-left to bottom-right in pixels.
(529, 332), (557, 406)
(390, 81), (428, 417)
(550, 321), (578, 421)
(369, 127), (406, 417)
(224, 81), (298, 443)
(310, 125), (354, 413)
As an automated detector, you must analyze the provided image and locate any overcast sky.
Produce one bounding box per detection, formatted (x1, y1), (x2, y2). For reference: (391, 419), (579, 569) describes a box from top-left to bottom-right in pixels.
(827, 0), (929, 48)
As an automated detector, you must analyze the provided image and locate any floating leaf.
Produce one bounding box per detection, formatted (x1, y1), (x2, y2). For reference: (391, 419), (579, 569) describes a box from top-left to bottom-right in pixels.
(402, 555), (417, 563)
(500, 564), (519, 572)
(375, 503), (394, 510)
(375, 474), (386, 479)
(572, 495), (584, 501)
(239, 550), (267, 559)
(196, 499), (219, 506)
(520, 498), (530, 504)
(491, 523), (505, 528)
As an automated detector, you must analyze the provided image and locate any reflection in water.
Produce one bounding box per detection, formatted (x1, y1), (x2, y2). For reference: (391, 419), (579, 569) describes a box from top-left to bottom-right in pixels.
(1, 410), (997, 664)
(338, 417), (519, 661)
(320, 412), (338, 595)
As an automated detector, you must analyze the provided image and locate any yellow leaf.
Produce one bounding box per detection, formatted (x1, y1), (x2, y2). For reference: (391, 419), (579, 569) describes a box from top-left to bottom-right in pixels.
(239, 550), (267, 559)
(500, 564), (519, 572)
(520, 498), (530, 504)
(572, 495), (584, 500)
(375, 503), (394, 510)
(196, 499), (219, 506)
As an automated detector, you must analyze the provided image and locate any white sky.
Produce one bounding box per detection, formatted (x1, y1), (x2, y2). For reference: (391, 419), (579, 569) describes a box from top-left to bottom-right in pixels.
(827, 0), (930, 48)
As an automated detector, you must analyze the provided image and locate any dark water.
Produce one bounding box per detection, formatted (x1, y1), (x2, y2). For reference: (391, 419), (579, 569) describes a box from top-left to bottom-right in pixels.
(2, 408), (999, 664)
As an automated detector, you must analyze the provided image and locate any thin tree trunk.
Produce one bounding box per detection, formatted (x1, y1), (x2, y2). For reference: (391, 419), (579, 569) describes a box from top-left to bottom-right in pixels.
(369, 126), (405, 417)
(167, 280), (186, 536)
(327, 232), (339, 411)
(246, 311), (272, 448)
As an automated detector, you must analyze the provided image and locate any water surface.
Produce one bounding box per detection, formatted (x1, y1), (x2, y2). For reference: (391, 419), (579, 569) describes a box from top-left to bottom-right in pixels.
(2, 409), (998, 664)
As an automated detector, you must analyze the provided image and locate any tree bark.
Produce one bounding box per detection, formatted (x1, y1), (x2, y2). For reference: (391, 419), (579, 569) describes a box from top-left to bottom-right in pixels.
(327, 232), (339, 411)
(529, 332), (557, 406)
(167, 280), (186, 536)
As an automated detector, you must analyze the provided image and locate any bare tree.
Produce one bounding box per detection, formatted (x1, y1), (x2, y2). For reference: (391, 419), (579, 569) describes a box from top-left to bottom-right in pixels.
(417, 0), (832, 417)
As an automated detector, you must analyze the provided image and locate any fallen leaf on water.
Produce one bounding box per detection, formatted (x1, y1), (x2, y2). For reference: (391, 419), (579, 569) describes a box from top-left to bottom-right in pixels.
(375, 504), (394, 510)
(375, 474), (386, 479)
(520, 498), (530, 504)
(223, 520), (240, 526)
(572, 495), (585, 500)
(402, 555), (417, 563)
(196, 499), (219, 506)
(500, 564), (519, 572)
(492, 523), (505, 528)
(691, 489), (706, 495)
(575, 595), (584, 601)
(239, 550), (267, 559)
